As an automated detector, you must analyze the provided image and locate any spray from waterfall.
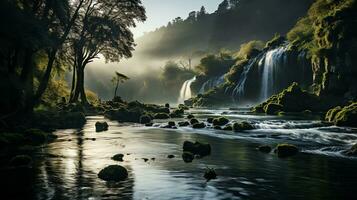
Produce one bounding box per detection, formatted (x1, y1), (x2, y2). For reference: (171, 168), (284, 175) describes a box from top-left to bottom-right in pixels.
(178, 76), (196, 104)
(199, 74), (225, 94)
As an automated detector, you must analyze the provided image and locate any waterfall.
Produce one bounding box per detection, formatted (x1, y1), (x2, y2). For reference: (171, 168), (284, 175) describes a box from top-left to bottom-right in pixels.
(231, 56), (261, 100)
(178, 76), (196, 104)
(259, 44), (289, 101)
(199, 74), (225, 94)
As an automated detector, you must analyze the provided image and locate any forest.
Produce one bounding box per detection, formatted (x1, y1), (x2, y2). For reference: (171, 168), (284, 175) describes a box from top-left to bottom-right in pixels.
(0, 0), (356, 199)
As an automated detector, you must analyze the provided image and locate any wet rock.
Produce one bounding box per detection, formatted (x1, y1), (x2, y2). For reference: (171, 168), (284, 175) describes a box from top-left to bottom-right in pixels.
(189, 118), (199, 125)
(264, 103), (283, 115)
(192, 122), (206, 129)
(98, 165), (128, 182)
(10, 155), (32, 167)
(325, 102), (357, 127)
(212, 117), (229, 126)
(168, 121), (176, 127)
(187, 114), (195, 119)
(178, 104), (189, 110)
(170, 109), (184, 118)
(207, 118), (214, 123)
(233, 121), (254, 132)
(112, 154), (124, 161)
(258, 145), (272, 153)
(274, 144), (299, 158)
(151, 158), (155, 161)
(204, 168), (217, 181)
(182, 152), (194, 163)
(223, 125), (233, 131)
(140, 115), (152, 124)
(154, 113), (170, 119)
(213, 126), (222, 130)
(344, 144), (357, 156)
(178, 121), (190, 127)
(142, 158), (149, 162)
(95, 121), (108, 132)
(183, 141), (211, 157)
(167, 155), (175, 159)
(165, 103), (170, 108)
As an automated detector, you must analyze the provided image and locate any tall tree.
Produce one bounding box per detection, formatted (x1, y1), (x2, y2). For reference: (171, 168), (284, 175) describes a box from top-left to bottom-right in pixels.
(69, 0), (146, 104)
(111, 72), (130, 98)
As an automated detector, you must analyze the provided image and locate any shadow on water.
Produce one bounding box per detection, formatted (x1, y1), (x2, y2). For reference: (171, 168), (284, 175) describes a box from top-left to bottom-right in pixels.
(1, 113), (357, 200)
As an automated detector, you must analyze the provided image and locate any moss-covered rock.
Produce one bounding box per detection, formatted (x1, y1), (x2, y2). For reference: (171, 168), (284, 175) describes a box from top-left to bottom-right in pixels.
(139, 115), (152, 124)
(189, 118), (199, 125)
(187, 114), (195, 119)
(213, 126), (222, 130)
(325, 102), (357, 127)
(223, 125), (233, 131)
(170, 109), (184, 118)
(95, 122), (108, 132)
(254, 83), (321, 114)
(178, 121), (190, 127)
(212, 117), (229, 126)
(154, 113), (170, 119)
(274, 144), (299, 158)
(344, 144), (357, 156)
(233, 121), (254, 132)
(98, 165), (128, 182)
(207, 118), (214, 123)
(182, 152), (194, 163)
(168, 121), (176, 127)
(192, 122), (206, 129)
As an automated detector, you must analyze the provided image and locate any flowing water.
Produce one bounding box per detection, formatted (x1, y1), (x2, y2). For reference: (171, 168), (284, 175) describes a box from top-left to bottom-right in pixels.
(178, 76), (196, 104)
(1, 109), (357, 200)
(199, 75), (225, 94)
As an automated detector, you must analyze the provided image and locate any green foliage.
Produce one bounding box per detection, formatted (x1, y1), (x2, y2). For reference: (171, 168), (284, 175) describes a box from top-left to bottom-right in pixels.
(195, 51), (236, 77)
(235, 40), (264, 59)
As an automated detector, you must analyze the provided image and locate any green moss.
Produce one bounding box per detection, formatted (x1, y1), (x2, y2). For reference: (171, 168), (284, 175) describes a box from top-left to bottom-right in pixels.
(233, 121), (254, 132)
(212, 117), (229, 126)
(326, 102), (357, 127)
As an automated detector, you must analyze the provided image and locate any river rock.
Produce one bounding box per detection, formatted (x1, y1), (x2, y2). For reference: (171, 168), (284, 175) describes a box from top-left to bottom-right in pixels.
(167, 155), (175, 159)
(258, 145), (272, 153)
(168, 121), (176, 127)
(95, 121), (108, 132)
(182, 152), (194, 163)
(274, 144), (299, 157)
(183, 141), (211, 157)
(112, 154), (124, 161)
(212, 117), (229, 126)
(189, 118), (199, 125)
(178, 121), (190, 127)
(154, 113), (170, 119)
(187, 114), (195, 119)
(204, 168), (217, 181)
(344, 144), (357, 156)
(98, 165), (128, 182)
(207, 118), (214, 123)
(223, 125), (233, 131)
(233, 121), (254, 132)
(140, 115), (151, 124)
(325, 102), (357, 127)
(192, 122), (206, 129)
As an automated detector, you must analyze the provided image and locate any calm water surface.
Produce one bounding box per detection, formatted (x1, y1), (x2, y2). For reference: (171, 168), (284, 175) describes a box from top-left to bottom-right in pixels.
(1, 109), (357, 200)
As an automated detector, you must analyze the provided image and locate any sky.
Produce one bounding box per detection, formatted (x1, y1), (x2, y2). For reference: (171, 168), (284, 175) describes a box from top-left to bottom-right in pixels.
(132, 0), (222, 38)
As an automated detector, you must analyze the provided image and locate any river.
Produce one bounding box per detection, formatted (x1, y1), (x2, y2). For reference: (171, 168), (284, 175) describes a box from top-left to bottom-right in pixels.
(2, 108), (357, 200)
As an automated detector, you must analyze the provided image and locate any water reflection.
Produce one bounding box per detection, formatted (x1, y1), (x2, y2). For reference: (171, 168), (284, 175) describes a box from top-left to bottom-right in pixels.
(2, 113), (357, 200)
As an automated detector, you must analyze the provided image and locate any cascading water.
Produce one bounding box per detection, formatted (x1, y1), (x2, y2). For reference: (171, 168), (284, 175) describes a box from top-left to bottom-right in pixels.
(178, 76), (196, 104)
(199, 74), (225, 94)
(259, 44), (289, 101)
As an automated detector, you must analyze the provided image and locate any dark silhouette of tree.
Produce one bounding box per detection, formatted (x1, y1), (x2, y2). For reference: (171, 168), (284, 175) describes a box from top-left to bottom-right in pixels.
(112, 72), (130, 98)
(68, 0), (146, 104)
(217, 0), (230, 13)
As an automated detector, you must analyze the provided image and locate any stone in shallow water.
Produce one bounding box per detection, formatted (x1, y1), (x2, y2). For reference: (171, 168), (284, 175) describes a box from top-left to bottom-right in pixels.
(212, 117), (229, 126)
(98, 165), (128, 182)
(274, 144), (299, 157)
(192, 122), (206, 129)
(167, 155), (175, 159)
(258, 145), (272, 153)
(178, 121), (190, 127)
(189, 118), (199, 125)
(140, 115), (151, 124)
(183, 141), (211, 157)
(344, 143), (357, 156)
(112, 154), (124, 161)
(95, 121), (108, 132)
(204, 168), (217, 181)
(182, 152), (194, 163)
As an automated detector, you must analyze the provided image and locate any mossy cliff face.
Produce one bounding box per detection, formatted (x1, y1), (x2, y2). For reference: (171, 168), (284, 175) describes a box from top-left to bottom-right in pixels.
(253, 82), (322, 114)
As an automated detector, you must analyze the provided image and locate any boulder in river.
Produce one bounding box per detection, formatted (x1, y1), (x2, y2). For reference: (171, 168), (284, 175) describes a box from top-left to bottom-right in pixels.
(182, 152), (194, 163)
(214, 126), (222, 130)
(187, 114), (195, 119)
(189, 118), (199, 125)
(258, 145), (272, 153)
(167, 155), (175, 159)
(170, 109), (184, 118)
(95, 121), (108, 132)
(168, 121), (176, 127)
(223, 125), (233, 131)
(154, 113), (170, 119)
(212, 117), (229, 126)
(178, 121), (190, 127)
(192, 122), (206, 129)
(204, 168), (217, 181)
(274, 144), (299, 157)
(98, 165), (128, 182)
(145, 122), (154, 127)
(233, 121), (254, 132)
(183, 141), (211, 157)
(325, 102), (357, 127)
(140, 115), (152, 124)
(112, 154), (124, 161)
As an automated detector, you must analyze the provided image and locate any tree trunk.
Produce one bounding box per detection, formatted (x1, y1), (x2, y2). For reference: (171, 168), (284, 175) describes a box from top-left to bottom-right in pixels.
(114, 80), (119, 98)
(21, 49), (34, 112)
(69, 64), (77, 102)
(79, 66), (89, 105)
